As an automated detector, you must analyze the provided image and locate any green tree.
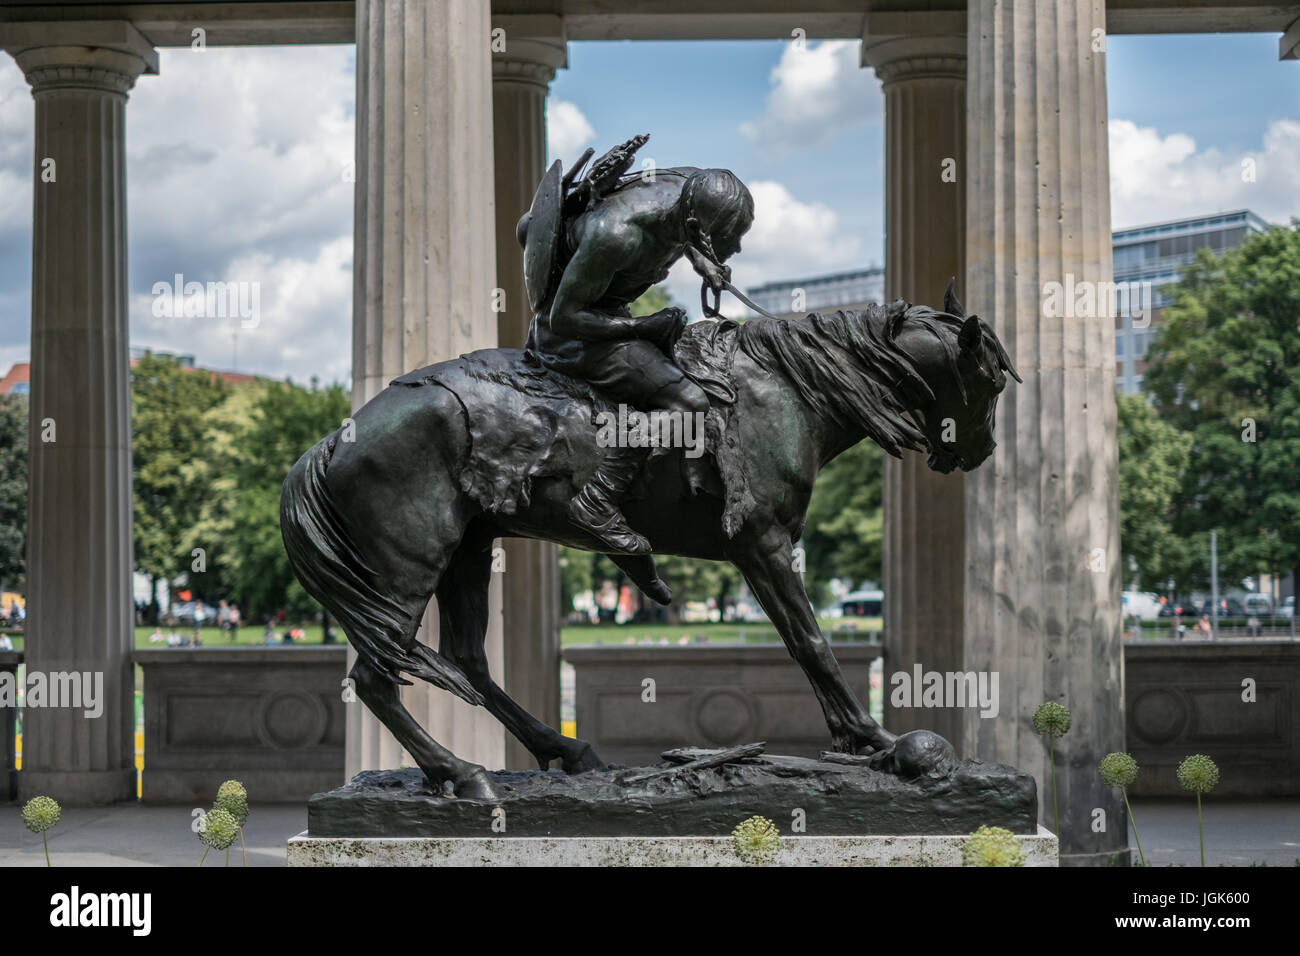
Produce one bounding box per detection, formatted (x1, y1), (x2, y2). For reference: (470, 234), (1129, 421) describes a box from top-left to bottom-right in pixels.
(802, 441), (884, 606)
(1116, 392), (1190, 590)
(1144, 223), (1300, 590)
(0, 394), (27, 589)
(227, 378), (350, 620)
(184, 381), (266, 606)
(131, 353), (229, 616)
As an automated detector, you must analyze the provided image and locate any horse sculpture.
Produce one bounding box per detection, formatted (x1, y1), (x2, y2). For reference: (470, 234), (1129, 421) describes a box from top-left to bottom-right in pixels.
(281, 282), (1018, 801)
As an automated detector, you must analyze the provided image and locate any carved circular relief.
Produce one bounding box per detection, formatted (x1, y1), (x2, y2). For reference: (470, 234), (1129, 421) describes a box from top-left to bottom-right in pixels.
(256, 691), (328, 750)
(692, 689), (757, 746)
(1130, 689), (1188, 745)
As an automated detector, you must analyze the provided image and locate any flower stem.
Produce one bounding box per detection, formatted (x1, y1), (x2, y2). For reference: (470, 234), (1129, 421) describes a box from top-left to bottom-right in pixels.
(1197, 792), (1205, 867)
(225, 847), (230, 867)
(240, 827), (247, 867)
(198, 846), (209, 868)
(1122, 788), (1146, 866)
(42, 831), (50, 868)
(1049, 737), (1059, 836)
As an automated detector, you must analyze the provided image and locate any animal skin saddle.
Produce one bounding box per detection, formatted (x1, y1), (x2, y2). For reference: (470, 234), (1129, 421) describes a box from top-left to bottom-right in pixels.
(389, 318), (757, 537)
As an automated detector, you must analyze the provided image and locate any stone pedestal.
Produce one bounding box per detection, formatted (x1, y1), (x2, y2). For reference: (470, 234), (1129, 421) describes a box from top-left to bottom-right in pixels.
(862, 33), (968, 746)
(964, 0), (1125, 865)
(349, 0), (504, 775)
(287, 827), (1060, 867)
(0, 21), (157, 805)
(492, 36), (567, 769)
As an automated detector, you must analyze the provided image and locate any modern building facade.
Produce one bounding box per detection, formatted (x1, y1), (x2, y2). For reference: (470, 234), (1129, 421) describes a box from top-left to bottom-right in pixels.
(745, 266), (885, 317)
(1114, 210), (1270, 394)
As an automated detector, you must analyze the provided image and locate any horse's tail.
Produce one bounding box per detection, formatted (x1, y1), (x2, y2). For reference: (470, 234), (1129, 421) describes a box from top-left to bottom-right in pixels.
(279, 435), (483, 705)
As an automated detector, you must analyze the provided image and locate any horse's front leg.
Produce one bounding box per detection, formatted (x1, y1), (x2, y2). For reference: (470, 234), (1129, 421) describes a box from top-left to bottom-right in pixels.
(729, 530), (895, 754)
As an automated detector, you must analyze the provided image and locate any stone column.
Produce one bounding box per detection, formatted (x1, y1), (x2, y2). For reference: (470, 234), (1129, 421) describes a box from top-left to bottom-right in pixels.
(348, 0), (504, 775)
(0, 21), (157, 804)
(861, 33), (967, 746)
(964, 0), (1125, 865)
(492, 36), (567, 769)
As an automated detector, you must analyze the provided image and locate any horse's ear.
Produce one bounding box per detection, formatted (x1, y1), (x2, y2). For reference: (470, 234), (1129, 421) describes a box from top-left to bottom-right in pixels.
(944, 277), (965, 318)
(959, 314), (982, 352)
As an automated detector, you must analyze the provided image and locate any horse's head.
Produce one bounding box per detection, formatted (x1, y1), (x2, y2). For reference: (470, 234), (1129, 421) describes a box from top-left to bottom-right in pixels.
(901, 281), (1021, 474)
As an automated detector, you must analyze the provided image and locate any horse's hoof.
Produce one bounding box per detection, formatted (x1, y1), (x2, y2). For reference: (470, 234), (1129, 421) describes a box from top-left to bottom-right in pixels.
(561, 741), (607, 775)
(645, 577), (672, 606)
(452, 768), (498, 802)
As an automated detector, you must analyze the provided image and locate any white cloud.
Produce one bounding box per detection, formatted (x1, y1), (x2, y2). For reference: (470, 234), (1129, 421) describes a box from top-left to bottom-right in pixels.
(130, 236), (353, 385)
(123, 45), (356, 384)
(1109, 118), (1300, 227)
(664, 179), (864, 317)
(0, 48), (356, 385)
(740, 40), (881, 155)
(546, 99), (595, 170)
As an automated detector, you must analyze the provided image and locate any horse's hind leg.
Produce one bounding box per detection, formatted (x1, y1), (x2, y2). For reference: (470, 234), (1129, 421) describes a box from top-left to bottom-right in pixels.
(437, 534), (606, 773)
(349, 657), (498, 801)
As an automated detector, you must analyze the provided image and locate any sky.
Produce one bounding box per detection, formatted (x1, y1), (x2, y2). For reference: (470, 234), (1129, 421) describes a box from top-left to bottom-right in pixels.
(0, 32), (1297, 386)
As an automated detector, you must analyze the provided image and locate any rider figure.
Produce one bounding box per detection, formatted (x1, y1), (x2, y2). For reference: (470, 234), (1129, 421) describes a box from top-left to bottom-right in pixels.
(523, 138), (755, 555)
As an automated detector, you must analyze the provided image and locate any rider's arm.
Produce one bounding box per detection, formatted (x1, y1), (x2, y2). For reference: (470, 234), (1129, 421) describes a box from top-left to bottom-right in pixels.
(549, 231), (659, 343)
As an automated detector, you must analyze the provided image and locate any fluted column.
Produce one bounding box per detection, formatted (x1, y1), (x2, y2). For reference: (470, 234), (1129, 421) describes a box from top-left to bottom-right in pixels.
(0, 22), (157, 804)
(862, 34), (967, 746)
(965, 0), (1124, 865)
(492, 36), (566, 769)
(349, 0), (504, 775)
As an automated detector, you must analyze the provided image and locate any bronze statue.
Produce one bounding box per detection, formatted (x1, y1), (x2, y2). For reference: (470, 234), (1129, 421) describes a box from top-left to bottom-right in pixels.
(522, 135), (754, 554)
(281, 139), (1019, 802)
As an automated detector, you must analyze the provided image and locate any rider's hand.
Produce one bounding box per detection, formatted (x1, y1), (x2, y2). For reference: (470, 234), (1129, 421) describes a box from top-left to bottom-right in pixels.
(641, 307), (688, 350)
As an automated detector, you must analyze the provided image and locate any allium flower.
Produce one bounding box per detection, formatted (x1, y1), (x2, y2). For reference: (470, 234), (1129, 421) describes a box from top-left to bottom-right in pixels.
(22, 795), (61, 867)
(1099, 752), (1147, 866)
(1177, 755), (1220, 794)
(22, 795), (60, 833)
(1032, 701), (1072, 738)
(1099, 752), (1140, 789)
(199, 809), (240, 851)
(962, 825), (1025, 867)
(214, 780), (249, 827)
(732, 815), (781, 866)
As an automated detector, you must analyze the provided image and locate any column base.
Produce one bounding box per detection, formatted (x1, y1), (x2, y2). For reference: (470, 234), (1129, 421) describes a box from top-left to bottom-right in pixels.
(19, 768), (136, 806)
(1061, 846), (1133, 868)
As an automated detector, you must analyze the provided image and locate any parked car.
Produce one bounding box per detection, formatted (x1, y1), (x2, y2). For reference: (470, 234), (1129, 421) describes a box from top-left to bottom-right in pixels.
(1199, 598), (1246, 619)
(1279, 596), (1295, 620)
(1158, 598), (1199, 619)
(1243, 593), (1275, 618)
(840, 590), (883, 618)
(169, 601), (219, 626)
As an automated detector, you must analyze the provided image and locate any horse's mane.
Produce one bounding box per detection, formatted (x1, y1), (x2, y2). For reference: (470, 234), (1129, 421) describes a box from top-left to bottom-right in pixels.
(735, 301), (975, 457)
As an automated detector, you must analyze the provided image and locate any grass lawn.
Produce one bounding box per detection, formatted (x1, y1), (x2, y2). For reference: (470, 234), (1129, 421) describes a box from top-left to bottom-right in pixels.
(0, 617), (883, 655)
(1, 625), (338, 654)
(559, 618), (881, 646)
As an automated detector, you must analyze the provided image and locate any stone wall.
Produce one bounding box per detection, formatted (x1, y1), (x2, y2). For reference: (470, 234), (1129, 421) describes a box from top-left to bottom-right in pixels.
(1124, 640), (1300, 797)
(136, 646), (347, 803)
(564, 643), (882, 766)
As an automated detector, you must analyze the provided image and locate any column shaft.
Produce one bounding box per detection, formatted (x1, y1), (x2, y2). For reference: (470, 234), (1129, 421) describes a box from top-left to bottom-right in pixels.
(349, 0), (504, 775)
(965, 0), (1124, 864)
(5, 32), (156, 804)
(864, 36), (968, 745)
(492, 38), (565, 769)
